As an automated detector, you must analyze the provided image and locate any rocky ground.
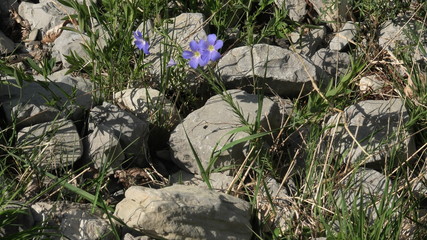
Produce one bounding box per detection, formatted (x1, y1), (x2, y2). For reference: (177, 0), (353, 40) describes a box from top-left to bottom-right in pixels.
(1, 0), (427, 239)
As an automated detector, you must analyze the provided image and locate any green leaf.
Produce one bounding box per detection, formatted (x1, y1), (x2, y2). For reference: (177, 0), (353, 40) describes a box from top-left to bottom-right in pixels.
(44, 172), (114, 212)
(26, 58), (43, 75)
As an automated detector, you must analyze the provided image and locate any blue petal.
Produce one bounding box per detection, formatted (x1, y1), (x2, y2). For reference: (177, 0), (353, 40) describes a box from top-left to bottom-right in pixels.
(135, 40), (143, 50)
(189, 40), (199, 51)
(189, 58), (199, 69)
(210, 51), (221, 61)
(133, 31), (142, 39)
(142, 44), (150, 55)
(214, 40), (223, 50)
(198, 39), (208, 50)
(182, 50), (194, 59)
(207, 34), (217, 45)
(199, 52), (210, 66)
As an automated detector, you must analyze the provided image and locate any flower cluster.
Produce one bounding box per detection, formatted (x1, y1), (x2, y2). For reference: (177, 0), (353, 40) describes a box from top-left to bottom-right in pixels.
(133, 31), (223, 69)
(182, 34), (223, 69)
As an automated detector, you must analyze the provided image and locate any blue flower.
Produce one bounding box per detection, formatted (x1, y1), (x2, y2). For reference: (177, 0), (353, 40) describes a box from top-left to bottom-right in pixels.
(133, 30), (150, 55)
(182, 40), (209, 69)
(205, 34), (223, 61)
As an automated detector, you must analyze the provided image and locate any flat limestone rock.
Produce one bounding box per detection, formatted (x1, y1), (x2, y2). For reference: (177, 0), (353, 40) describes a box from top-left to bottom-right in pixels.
(31, 201), (114, 240)
(114, 185), (252, 240)
(17, 119), (82, 170)
(18, 1), (75, 34)
(311, 48), (351, 84)
(169, 89), (281, 175)
(379, 13), (427, 63)
(323, 99), (415, 167)
(0, 75), (93, 127)
(216, 44), (318, 98)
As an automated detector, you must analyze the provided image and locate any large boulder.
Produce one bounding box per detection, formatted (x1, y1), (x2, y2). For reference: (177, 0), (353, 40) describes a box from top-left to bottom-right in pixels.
(114, 185), (252, 240)
(323, 99), (415, 167)
(31, 201), (114, 240)
(88, 102), (149, 167)
(16, 119), (82, 170)
(0, 74), (93, 127)
(169, 89), (281, 175)
(18, 0), (75, 34)
(311, 48), (351, 84)
(379, 13), (427, 63)
(216, 44), (318, 98)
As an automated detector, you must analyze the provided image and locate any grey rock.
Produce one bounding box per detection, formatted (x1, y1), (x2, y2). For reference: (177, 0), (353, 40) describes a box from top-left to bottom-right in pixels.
(123, 233), (151, 240)
(323, 99), (415, 166)
(31, 201), (114, 240)
(17, 119), (82, 170)
(329, 21), (356, 51)
(258, 177), (294, 233)
(311, 48), (351, 83)
(89, 102), (149, 167)
(310, 0), (351, 31)
(0, 202), (34, 238)
(88, 125), (125, 174)
(114, 185), (252, 240)
(169, 89), (281, 175)
(289, 26), (326, 57)
(0, 31), (15, 54)
(0, 75), (93, 126)
(335, 168), (393, 223)
(114, 88), (180, 127)
(51, 26), (89, 68)
(18, 1), (75, 34)
(217, 44), (318, 98)
(275, 0), (307, 22)
(359, 75), (385, 93)
(379, 14), (427, 63)
(12, 103), (62, 127)
(139, 13), (207, 78)
(411, 162), (427, 199)
(170, 171), (234, 191)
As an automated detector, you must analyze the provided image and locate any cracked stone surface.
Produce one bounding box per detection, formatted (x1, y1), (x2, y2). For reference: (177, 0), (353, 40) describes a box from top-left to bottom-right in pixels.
(169, 89), (281, 175)
(17, 119), (82, 170)
(114, 185), (252, 240)
(217, 44), (318, 98)
(323, 99), (415, 167)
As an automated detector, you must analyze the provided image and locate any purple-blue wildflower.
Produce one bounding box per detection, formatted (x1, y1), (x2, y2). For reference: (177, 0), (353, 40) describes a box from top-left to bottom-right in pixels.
(205, 34), (223, 61)
(133, 30), (150, 55)
(167, 58), (177, 67)
(182, 40), (209, 69)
